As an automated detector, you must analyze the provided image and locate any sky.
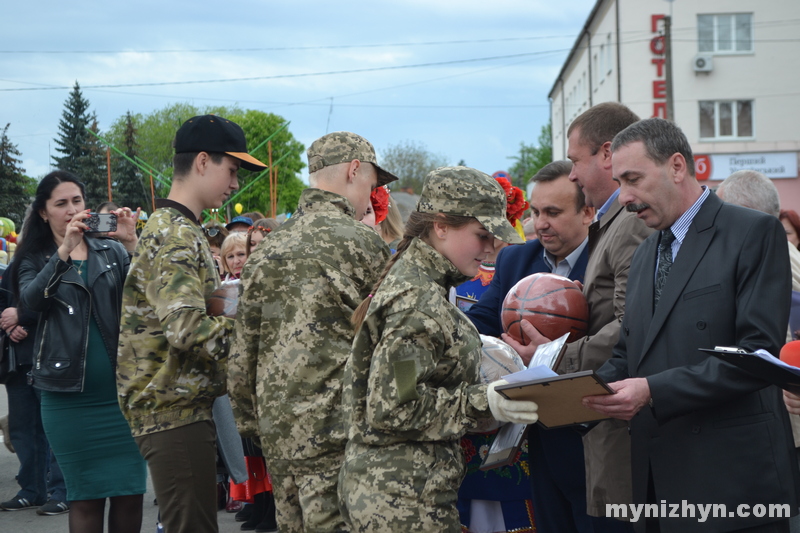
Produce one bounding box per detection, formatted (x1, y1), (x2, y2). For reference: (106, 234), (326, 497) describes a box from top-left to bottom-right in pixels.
(1, 0), (596, 183)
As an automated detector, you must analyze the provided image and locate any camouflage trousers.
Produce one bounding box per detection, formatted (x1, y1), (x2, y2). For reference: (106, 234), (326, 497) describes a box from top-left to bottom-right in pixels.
(338, 440), (465, 533)
(271, 467), (349, 533)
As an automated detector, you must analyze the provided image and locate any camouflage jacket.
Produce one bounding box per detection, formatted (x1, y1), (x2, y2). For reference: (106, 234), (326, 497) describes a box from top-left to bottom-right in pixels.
(228, 188), (390, 474)
(342, 237), (492, 448)
(117, 202), (232, 437)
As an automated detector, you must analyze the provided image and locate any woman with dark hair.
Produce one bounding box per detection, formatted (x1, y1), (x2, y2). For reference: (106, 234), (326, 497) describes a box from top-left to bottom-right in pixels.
(13, 170), (146, 533)
(780, 209), (800, 250)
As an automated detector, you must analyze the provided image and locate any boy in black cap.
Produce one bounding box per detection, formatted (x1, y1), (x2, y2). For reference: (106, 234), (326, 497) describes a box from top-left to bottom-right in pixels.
(118, 115), (266, 533)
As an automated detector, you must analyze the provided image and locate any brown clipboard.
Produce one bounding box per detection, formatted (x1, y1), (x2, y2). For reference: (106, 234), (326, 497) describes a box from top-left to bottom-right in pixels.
(495, 370), (614, 429)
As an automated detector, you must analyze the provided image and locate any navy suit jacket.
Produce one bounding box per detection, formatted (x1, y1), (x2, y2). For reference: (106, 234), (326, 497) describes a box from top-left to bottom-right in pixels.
(466, 239), (589, 337)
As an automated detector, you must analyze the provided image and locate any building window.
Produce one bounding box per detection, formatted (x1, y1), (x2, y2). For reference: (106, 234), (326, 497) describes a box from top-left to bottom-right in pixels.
(699, 100), (753, 139)
(698, 13), (753, 53)
(605, 34), (612, 74)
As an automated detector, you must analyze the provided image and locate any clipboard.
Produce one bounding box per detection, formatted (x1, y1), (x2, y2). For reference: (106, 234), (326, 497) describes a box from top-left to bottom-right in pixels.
(700, 347), (800, 395)
(478, 423), (529, 471)
(495, 370), (614, 429)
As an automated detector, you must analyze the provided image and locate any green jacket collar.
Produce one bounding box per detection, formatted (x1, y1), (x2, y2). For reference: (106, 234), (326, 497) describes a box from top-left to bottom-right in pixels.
(296, 188), (356, 219)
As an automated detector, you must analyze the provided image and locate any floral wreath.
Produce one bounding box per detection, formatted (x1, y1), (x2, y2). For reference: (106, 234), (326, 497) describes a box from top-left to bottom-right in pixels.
(370, 186), (390, 224)
(494, 177), (529, 241)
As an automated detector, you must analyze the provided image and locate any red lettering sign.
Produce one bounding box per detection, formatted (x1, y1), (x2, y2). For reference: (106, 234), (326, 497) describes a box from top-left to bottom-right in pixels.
(653, 80), (666, 99)
(651, 58), (666, 77)
(651, 14), (665, 33)
(650, 36), (665, 55)
(652, 102), (667, 119)
(694, 155), (712, 181)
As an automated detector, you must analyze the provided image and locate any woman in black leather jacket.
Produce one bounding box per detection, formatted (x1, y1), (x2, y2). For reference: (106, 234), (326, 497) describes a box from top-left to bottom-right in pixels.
(13, 171), (145, 533)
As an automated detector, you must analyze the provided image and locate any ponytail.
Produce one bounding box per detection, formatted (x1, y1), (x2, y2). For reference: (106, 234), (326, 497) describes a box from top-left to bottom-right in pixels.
(351, 212), (475, 331)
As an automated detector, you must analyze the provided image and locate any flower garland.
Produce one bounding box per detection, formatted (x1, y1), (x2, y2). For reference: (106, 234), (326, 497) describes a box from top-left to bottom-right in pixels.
(370, 186), (390, 223)
(495, 177), (529, 241)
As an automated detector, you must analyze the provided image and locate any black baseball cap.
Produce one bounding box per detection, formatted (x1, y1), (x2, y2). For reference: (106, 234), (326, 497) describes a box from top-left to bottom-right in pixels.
(174, 115), (267, 172)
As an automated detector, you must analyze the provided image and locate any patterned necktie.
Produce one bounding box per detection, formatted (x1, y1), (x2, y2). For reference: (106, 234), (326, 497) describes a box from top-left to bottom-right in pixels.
(654, 228), (676, 307)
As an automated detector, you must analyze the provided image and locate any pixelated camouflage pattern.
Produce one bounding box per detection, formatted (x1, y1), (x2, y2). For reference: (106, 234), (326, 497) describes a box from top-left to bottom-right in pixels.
(228, 188), (390, 475)
(416, 166), (524, 245)
(339, 239), (491, 530)
(306, 131), (398, 186)
(341, 237), (491, 450)
(117, 207), (233, 437)
(272, 469), (348, 533)
(339, 441), (464, 532)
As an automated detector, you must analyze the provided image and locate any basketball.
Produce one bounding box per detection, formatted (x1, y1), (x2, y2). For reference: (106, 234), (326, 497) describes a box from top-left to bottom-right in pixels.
(206, 282), (239, 318)
(501, 273), (588, 344)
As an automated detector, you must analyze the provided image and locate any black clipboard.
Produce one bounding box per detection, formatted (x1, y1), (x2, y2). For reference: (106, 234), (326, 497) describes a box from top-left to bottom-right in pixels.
(700, 347), (800, 395)
(495, 370), (614, 429)
(478, 423), (529, 471)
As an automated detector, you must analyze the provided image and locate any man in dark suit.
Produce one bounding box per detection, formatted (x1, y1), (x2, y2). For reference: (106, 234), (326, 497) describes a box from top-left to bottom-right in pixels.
(467, 160), (618, 532)
(585, 118), (800, 532)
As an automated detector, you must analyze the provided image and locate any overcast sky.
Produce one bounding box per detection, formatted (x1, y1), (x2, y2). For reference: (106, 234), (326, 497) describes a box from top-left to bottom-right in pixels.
(2, 0), (595, 183)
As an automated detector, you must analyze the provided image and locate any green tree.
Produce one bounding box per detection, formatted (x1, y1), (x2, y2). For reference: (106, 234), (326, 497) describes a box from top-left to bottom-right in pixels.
(110, 112), (150, 210)
(225, 109), (306, 216)
(508, 122), (552, 187)
(107, 104), (305, 216)
(380, 140), (450, 194)
(0, 124), (30, 227)
(52, 82), (109, 207)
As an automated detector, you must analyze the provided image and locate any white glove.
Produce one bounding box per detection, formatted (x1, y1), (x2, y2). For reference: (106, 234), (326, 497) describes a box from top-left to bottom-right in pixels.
(487, 380), (539, 425)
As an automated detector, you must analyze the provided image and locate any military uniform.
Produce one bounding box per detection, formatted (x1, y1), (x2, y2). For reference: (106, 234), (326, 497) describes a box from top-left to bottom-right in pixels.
(337, 167), (527, 533)
(228, 187), (390, 532)
(117, 200), (233, 533)
(339, 237), (495, 532)
(117, 200), (231, 434)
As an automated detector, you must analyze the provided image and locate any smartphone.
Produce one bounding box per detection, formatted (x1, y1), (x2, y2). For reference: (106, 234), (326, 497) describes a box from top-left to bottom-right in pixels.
(84, 213), (117, 233)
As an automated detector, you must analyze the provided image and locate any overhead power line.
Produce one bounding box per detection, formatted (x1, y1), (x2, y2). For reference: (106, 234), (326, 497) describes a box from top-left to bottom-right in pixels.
(0, 50), (567, 92)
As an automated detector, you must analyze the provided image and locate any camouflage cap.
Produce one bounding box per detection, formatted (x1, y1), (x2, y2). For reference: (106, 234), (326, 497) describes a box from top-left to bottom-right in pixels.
(307, 131), (398, 186)
(417, 166), (524, 244)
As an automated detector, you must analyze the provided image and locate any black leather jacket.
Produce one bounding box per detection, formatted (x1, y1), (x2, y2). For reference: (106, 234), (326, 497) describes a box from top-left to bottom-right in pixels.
(18, 237), (130, 392)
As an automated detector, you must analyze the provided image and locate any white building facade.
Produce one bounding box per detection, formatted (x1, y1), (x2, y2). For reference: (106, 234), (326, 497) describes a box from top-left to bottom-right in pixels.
(549, 0), (800, 208)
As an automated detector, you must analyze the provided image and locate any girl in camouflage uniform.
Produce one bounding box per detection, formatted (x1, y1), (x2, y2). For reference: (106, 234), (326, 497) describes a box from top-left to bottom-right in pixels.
(340, 166), (539, 532)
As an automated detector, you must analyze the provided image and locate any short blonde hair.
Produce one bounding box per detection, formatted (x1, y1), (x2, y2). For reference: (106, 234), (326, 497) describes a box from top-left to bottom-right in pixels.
(220, 232), (247, 274)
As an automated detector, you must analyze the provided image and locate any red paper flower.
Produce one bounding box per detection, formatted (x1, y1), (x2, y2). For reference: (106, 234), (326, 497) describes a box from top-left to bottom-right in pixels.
(370, 186), (390, 223)
(495, 177), (529, 225)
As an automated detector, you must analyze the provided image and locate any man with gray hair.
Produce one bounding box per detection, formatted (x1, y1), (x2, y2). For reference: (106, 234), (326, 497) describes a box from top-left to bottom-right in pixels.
(716, 169), (781, 217)
(717, 169), (800, 291)
(229, 132), (396, 532)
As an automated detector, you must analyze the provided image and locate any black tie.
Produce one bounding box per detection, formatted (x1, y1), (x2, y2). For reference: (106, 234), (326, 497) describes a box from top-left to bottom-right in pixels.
(654, 229), (676, 307)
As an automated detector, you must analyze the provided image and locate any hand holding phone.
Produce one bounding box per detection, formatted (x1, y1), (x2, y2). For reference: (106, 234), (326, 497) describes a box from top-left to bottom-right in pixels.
(84, 213), (118, 233)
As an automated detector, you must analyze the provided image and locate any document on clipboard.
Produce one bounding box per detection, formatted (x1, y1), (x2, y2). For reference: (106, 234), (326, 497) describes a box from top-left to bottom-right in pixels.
(495, 370), (614, 429)
(479, 334), (610, 470)
(701, 346), (800, 394)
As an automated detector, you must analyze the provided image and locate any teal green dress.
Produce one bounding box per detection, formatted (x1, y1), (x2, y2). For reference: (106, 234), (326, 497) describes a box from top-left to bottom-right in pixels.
(40, 261), (147, 501)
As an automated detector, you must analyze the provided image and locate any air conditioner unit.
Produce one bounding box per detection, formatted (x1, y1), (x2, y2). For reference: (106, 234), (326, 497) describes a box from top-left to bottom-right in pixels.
(693, 54), (713, 72)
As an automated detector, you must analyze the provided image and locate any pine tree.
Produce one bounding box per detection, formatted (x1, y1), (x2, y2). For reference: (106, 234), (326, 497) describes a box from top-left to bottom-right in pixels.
(0, 124), (31, 228)
(52, 81), (108, 207)
(112, 112), (150, 210)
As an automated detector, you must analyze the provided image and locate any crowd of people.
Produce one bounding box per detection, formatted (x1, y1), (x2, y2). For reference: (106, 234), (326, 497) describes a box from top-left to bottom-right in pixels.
(2, 105), (800, 533)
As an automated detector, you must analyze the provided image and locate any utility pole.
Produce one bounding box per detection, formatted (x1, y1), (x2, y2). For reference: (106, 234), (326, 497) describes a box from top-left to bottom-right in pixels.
(664, 14), (674, 121)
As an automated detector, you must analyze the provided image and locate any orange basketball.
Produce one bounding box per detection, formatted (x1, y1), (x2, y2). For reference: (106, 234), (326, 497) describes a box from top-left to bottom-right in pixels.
(501, 273), (588, 344)
(206, 282), (239, 318)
